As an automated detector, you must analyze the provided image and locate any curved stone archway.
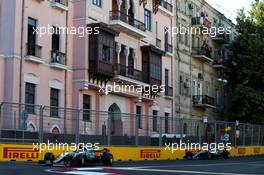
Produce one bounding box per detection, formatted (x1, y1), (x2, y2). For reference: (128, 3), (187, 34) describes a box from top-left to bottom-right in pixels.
(108, 103), (123, 136)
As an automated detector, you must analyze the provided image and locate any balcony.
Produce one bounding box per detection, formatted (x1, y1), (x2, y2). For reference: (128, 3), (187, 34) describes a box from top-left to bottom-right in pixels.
(159, 1), (173, 16)
(109, 11), (146, 38)
(192, 16), (211, 31)
(213, 50), (228, 69)
(165, 86), (173, 97)
(51, 0), (68, 11)
(89, 60), (114, 77)
(113, 64), (146, 85)
(165, 43), (173, 54)
(191, 47), (213, 63)
(24, 43), (44, 64)
(212, 33), (230, 44)
(50, 50), (67, 70)
(193, 95), (216, 109)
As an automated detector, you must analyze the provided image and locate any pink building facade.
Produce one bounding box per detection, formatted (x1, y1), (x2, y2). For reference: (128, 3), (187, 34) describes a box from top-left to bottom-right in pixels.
(0, 0), (174, 142)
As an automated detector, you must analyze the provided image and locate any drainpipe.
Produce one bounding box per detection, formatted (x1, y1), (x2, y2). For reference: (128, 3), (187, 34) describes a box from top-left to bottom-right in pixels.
(18, 0), (25, 132)
(175, 0), (182, 137)
(63, 5), (69, 142)
(170, 5), (174, 134)
(19, 0), (25, 104)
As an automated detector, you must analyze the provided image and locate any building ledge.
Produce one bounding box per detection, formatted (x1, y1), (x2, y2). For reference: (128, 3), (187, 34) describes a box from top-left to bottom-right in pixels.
(51, 1), (68, 11)
(158, 6), (173, 17)
(50, 63), (68, 70)
(24, 56), (45, 64)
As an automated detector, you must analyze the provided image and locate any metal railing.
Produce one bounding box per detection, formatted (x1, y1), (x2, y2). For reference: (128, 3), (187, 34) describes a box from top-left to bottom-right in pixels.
(51, 50), (66, 65)
(165, 43), (173, 53)
(0, 102), (263, 146)
(53, 0), (68, 6)
(26, 43), (42, 58)
(193, 95), (215, 107)
(192, 47), (212, 58)
(109, 11), (146, 32)
(161, 1), (173, 12)
(114, 64), (144, 82)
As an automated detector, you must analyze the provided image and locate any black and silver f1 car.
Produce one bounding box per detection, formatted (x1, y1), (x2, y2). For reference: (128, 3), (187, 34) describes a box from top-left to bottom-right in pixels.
(184, 148), (229, 160)
(42, 148), (113, 166)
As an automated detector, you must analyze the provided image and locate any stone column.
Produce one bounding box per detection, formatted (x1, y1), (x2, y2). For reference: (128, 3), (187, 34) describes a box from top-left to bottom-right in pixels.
(124, 46), (130, 67)
(115, 42), (121, 64)
(131, 49), (136, 69)
(116, 0), (122, 11)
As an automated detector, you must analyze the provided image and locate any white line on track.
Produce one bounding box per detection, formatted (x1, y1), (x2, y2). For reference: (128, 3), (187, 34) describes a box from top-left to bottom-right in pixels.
(107, 167), (257, 175)
(63, 172), (110, 175)
(115, 160), (264, 169)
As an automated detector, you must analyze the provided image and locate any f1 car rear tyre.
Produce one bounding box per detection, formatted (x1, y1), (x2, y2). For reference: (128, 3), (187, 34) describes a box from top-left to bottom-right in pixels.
(102, 153), (113, 165)
(44, 152), (55, 161)
(44, 152), (55, 165)
(74, 154), (85, 166)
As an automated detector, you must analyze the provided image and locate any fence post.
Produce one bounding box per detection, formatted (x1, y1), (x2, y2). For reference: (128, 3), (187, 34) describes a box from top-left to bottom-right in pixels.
(0, 103), (4, 139)
(63, 108), (67, 143)
(214, 121), (217, 144)
(75, 109), (80, 145)
(107, 113), (111, 146)
(159, 116), (162, 147)
(251, 124), (254, 146)
(180, 118), (183, 141)
(39, 106), (44, 144)
(258, 125), (261, 146)
(135, 114), (139, 146)
(234, 122), (237, 146)
(243, 124), (246, 146)
(0, 103), (3, 140)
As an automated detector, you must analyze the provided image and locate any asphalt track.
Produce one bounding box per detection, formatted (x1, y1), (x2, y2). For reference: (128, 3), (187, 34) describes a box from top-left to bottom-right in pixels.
(0, 156), (264, 175)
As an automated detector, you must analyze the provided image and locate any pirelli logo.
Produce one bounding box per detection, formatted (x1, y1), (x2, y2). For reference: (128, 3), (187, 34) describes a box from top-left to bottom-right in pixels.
(140, 149), (161, 159)
(3, 147), (39, 160)
(238, 148), (246, 155)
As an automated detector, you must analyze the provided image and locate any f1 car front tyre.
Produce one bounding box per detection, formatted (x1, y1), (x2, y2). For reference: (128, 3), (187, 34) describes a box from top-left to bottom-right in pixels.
(102, 153), (113, 165)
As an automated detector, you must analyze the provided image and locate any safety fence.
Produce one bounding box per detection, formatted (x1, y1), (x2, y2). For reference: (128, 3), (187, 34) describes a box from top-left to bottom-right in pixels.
(0, 102), (263, 146)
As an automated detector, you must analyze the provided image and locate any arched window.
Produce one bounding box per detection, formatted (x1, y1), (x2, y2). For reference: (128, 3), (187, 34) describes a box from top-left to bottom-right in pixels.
(51, 126), (60, 134)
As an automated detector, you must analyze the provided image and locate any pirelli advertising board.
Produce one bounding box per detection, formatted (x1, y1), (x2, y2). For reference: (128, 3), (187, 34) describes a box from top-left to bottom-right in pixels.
(0, 144), (263, 162)
(0, 145), (40, 161)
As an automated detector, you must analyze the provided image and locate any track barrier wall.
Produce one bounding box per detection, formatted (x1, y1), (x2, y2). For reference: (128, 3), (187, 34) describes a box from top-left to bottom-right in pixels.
(0, 144), (264, 162)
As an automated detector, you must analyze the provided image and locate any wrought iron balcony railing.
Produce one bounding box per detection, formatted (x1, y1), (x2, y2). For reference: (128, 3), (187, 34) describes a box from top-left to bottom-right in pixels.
(51, 50), (66, 65)
(193, 95), (215, 107)
(109, 11), (146, 32)
(114, 64), (144, 83)
(53, 0), (68, 6)
(161, 1), (173, 12)
(165, 43), (173, 53)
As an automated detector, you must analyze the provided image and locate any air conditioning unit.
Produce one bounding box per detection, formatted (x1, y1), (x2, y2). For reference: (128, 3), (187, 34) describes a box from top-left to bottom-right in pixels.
(198, 73), (204, 79)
